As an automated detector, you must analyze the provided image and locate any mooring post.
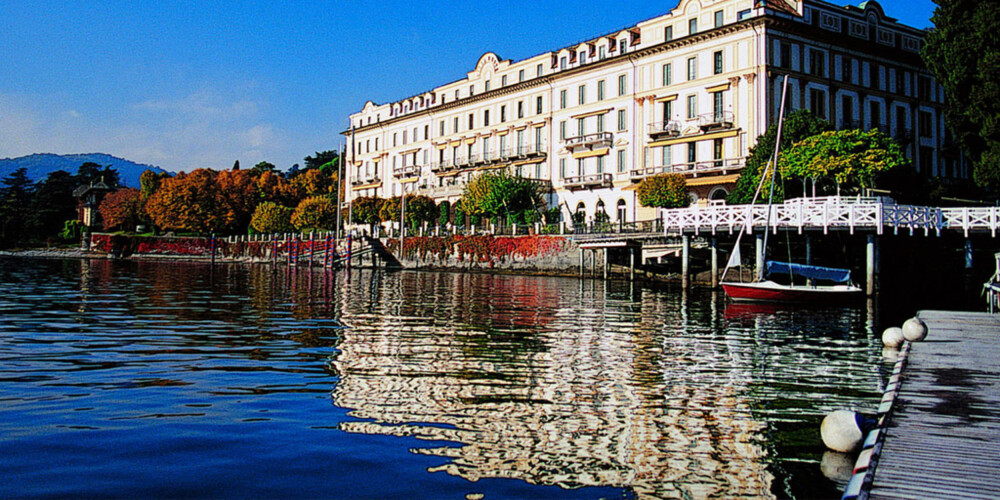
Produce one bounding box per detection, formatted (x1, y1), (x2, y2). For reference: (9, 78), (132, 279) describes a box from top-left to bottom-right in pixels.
(603, 249), (609, 280)
(710, 236), (718, 288)
(579, 248), (585, 278)
(682, 234), (690, 289)
(755, 234), (764, 280)
(966, 239), (974, 269)
(629, 246), (636, 282)
(866, 234), (877, 296)
(210, 233), (216, 266)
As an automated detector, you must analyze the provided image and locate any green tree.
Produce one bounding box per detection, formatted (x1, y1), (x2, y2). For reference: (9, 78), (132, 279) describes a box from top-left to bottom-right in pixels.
(0, 168), (34, 246)
(728, 110), (833, 204)
(438, 200), (451, 226)
(251, 201), (294, 234)
(350, 196), (384, 230)
(30, 170), (78, 238)
(291, 196), (338, 231)
(779, 129), (908, 195)
(636, 173), (690, 209)
(923, 0), (1000, 188)
(304, 150), (339, 171)
(458, 170), (543, 224)
(251, 161), (277, 176)
(404, 194), (438, 230)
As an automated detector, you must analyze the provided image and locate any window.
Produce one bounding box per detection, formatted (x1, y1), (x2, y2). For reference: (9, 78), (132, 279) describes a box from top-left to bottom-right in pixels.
(687, 95), (697, 119)
(560, 90), (567, 109)
(841, 95), (854, 127)
(500, 134), (507, 154)
(714, 10), (723, 28)
(577, 117), (585, 137)
(454, 117), (459, 133)
(393, 133), (397, 147)
(617, 150), (626, 173)
(517, 101), (524, 119)
(662, 63), (672, 86)
(618, 74), (627, 96)
(713, 91), (724, 119)
(662, 100), (672, 122)
(809, 88), (827, 117)
(535, 127), (543, 150)
(439, 121), (445, 136)
(870, 100), (882, 127)
(579, 51), (586, 64)
(484, 109), (490, 127)
(597, 155), (605, 174)
(619, 39), (627, 53)
(687, 57), (697, 80)
(919, 110), (933, 137)
(560, 158), (567, 179)
(809, 49), (825, 76)
(501, 105), (507, 123)
(424, 125), (428, 140)
(687, 143), (696, 164)
(618, 109), (627, 130)
(599, 46), (606, 59)
(560, 57), (567, 70)
(714, 51), (723, 75)
(502, 75), (508, 86)
(780, 42), (791, 69)
(468, 113), (474, 130)
(713, 138), (723, 166)
(597, 113), (605, 133)
(536, 63), (543, 77)
(536, 96), (543, 114)
(918, 76), (932, 101)
(578, 85), (586, 105)
(598, 80), (606, 101)
(841, 56), (852, 83)
(560, 121), (567, 140)
(689, 18), (698, 34)
(455, 89), (460, 100)
(664, 26), (673, 41)
(469, 84), (475, 96)
(484, 81), (491, 92)
(518, 69), (525, 82)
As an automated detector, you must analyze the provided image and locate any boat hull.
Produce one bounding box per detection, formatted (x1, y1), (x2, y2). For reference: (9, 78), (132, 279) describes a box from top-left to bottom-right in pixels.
(722, 280), (863, 303)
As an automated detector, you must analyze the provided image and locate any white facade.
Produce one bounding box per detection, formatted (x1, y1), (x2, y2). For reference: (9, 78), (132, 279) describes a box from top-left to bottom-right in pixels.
(344, 0), (959, 225)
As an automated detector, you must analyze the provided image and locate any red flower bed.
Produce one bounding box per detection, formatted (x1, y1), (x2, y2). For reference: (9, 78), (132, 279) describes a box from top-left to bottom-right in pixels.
(387, 235), (567, 263)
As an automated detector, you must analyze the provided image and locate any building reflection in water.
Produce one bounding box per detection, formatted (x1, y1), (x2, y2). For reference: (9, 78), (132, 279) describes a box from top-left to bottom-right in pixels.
(330, 271), (777, 499)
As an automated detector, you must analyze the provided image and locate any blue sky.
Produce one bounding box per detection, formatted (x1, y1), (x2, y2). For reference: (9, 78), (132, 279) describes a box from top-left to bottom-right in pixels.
(0, 0), (936, 173)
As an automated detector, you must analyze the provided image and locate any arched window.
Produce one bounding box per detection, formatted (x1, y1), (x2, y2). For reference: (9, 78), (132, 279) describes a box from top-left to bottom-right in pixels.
(616, 199), (627, 222)
(709, 187), (729, 201)
(595, 199), (608, 223)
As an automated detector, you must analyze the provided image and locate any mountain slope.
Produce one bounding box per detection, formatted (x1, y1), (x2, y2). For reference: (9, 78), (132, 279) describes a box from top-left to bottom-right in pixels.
(0, 153), (170, 188)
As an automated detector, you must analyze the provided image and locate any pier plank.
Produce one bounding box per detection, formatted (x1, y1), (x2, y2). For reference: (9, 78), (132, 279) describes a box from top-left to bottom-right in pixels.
(867, 311), (1000, 500)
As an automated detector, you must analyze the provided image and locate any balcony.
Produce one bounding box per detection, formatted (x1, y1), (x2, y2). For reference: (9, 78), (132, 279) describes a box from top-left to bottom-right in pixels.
(697, 111), (735, 131)
(430, 160), (457, 174)
(563, 173), (613, 191)
(504, 142), (548, 159)
(351, 174), (381, 187)
(629, 157), (745, 181)
(564, 132), (614, 151)
(648, 121), (682, 139)
(392, 165), (421, 179)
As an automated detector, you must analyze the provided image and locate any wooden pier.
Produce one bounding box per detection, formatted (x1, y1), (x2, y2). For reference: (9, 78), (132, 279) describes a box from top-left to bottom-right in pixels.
(856, 311), (1000, 500)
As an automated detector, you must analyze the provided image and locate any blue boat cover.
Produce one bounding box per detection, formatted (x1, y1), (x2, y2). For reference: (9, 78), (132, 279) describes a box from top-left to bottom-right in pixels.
(765, 261), (852, 283)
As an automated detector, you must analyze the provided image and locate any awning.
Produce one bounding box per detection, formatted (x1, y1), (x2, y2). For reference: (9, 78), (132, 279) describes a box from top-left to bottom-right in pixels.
(685, 173), (739, 186)
(649, 129), (739, 147)
(766, 261), (852, 283)
(572, 148), (610, 159)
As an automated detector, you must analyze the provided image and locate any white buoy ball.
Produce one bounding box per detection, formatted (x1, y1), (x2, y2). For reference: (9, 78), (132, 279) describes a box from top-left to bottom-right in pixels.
(882, 346), (899, 363)
(821, 410), (863, 452)
(882, 327), (905, 348)
(902, 317), (928, 342)
(820, 451), (855, 485)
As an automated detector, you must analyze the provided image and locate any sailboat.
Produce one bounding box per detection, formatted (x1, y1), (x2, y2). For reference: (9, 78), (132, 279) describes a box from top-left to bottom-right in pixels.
(720, 76), (862, 303)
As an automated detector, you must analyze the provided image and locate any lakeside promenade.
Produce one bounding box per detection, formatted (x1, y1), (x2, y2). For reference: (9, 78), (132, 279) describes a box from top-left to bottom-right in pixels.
(849, 311), (1000, 500)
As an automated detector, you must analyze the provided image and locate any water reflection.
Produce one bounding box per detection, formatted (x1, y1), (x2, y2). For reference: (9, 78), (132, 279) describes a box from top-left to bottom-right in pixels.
(330, 271), (880, 498)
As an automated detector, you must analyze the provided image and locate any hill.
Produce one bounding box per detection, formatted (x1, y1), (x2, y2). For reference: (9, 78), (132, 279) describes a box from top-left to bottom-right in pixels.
(0, 153), (170, 188)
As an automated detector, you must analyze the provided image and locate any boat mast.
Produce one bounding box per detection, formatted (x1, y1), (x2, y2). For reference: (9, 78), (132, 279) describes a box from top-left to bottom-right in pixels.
(758, 75), (790, 282)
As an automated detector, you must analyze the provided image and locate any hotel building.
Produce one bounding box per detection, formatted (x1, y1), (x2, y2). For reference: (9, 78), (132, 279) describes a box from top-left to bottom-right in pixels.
(344, 0), (962, 225)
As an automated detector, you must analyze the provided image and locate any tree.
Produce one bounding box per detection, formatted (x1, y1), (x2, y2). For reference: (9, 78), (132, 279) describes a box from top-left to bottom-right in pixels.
(922, 0), (1000, 188)
(289, 169), (335, 199)
(216, 169), (258, 232)
(250, 161), (277, 176)
(0, 168), (34, 246)
(379, 196), (401, 223)
(351, 196), (384, 230)
(728, 110), (833, 204)
(144, 169), (234, 234)
(233, 160), (241, 171)
(254, 170), (298, 206)
(291, 196), (338, 231)
(404, 194), (437, 230)
(459, 170), (543, 224)
(779, 129), (908, 195)
(99, 188), (142, 231)
(30, 170), (78, 238)
(636, 173), (690, 209)
(250, 201), (294, 234)
(76, 162), (120, 188)
(304, 150), (340, 171)
(438, 200), (451, 226)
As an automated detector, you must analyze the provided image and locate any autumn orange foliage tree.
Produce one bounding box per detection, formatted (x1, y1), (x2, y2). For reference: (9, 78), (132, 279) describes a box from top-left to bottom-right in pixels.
(291, 196), (337, 231)
(145, 169), (235, 233)
(250, 201), (294, 233)
(99, 188), (142, 231)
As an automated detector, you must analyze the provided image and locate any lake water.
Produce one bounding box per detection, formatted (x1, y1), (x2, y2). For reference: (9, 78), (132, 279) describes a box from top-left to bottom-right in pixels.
(0, 257), (899, 498)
